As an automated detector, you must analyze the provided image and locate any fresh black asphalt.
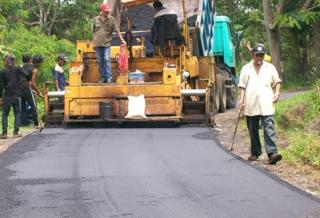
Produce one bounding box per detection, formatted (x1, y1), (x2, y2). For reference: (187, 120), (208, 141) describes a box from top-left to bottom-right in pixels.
(0, 127), (319, 218)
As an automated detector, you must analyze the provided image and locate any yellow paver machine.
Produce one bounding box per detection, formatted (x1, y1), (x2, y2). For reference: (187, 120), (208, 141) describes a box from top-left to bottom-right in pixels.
(44, 0), (238, 126)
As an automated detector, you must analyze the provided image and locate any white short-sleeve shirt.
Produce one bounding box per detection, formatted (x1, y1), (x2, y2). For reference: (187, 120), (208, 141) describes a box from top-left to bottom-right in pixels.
(238, 61), (281, 116)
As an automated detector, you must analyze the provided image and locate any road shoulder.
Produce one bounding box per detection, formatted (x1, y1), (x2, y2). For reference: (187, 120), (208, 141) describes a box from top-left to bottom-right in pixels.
(0, 128), (38, 153)
(215, 91), (320, 198)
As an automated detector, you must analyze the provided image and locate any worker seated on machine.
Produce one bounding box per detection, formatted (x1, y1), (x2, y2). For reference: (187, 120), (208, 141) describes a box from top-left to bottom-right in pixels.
(150, 1), (184, 56)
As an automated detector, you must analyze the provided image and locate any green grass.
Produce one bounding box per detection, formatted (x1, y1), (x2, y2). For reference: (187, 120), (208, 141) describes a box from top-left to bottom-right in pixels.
(281, 130), (320, 166)
(275, 87), (320, 166)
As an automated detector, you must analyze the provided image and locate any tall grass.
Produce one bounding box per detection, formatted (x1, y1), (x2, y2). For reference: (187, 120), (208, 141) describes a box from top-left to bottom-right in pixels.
(275, 86), (320, 167)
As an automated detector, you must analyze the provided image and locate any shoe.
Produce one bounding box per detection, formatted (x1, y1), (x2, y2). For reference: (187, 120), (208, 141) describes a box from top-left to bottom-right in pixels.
(106, 79), (112, 83)
(248, 155), (259, 161)
(0, 134), (8, 139)
(34, 125), (41, 129)
(12, 133), (23, 138)
(268, 153), (282, 165)
(98, 78), (106, 83)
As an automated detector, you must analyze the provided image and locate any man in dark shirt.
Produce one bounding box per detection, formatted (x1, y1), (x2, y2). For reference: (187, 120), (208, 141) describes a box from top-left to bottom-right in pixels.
(20, 54), (40, 127)
(0, 55), (23, 138)
(151, 1), (184, 51)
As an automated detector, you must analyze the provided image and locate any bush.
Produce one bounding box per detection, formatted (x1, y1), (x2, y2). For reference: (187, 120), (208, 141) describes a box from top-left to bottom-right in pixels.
(275, 90), (320, 129)
(0, 26), (75, 86)
(276, 86), (320, 167)
(282, 130), (320, 166)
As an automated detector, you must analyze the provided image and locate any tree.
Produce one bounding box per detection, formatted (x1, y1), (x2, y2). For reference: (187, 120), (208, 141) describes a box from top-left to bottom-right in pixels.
(23, 0), (98, 38)
(272, 0), (320, 80)
(314, 20), (320, 78)
(23, 0), (69, 35)
(262, 0), (287, 79)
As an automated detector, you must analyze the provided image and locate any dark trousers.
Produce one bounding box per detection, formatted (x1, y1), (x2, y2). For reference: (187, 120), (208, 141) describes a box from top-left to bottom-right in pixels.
(21, 89), (39, 126)
(246, 115), (278, 157)
(2, 97), (21, 135)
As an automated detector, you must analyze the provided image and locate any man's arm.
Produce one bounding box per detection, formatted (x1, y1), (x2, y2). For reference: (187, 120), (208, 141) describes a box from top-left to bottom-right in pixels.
(271, 64), (281, 103)
(239, 87), (245, 111)
(112, 17), (126, 44)
(116, 30), (126, 45)
(273, 82), (281, 103)
(31, 68), (43, 97)
(55, 80), (60, 91)
(52, 70), (61, 91)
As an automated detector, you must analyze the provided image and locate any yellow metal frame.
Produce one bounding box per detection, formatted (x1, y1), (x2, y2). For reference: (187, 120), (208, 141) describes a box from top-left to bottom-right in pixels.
(45, 0), (218, 124)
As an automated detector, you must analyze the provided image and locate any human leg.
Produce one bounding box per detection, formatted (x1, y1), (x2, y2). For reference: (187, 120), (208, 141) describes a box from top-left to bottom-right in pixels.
(95, 47), (106, 82)
(103, 46), (112, 82)
(27, 90), (39, 126)
(12, 97), (21, 135)
(246, 115), (262, 158)
(20, 93), (30, 126)
(261, 115), (282, 164)
(1, 97), (11, 135)
(261, 115), (278, 154)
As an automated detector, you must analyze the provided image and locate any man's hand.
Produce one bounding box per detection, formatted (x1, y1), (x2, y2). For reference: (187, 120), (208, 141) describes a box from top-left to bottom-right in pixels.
(273, 91), (280, 103)
(239, 101), (245, 112)
(38, 92), (44, 98)
(121, 39), (127, 45)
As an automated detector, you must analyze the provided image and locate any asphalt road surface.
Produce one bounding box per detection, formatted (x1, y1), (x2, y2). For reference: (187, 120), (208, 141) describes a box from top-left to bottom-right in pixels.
(0, 127), (319, 218)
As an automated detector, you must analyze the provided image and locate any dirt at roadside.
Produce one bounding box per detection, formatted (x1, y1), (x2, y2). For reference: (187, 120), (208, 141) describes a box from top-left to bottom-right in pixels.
(0, 129), (37, 154)
(215, 91), (320, 198)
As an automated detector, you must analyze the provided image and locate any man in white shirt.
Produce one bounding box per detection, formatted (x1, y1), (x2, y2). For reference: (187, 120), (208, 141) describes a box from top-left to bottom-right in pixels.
(238, 44), (282, 165)
(53, 54), (68, 91)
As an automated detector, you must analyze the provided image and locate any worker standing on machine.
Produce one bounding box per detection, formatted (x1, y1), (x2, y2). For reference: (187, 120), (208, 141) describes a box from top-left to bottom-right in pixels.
(150, 1), (184, 53)
(92, 2), (126, 83)
(238, 44), (282, 165)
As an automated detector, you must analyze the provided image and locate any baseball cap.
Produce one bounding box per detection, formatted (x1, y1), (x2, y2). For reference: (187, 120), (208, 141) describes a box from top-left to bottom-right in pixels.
(57, 54), (68, 62)
(100, 3), (111, 12)
(252, 44), (266, 54)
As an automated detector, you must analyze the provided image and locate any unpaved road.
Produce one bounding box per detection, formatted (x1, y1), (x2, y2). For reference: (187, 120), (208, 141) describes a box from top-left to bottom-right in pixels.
(0, 127), (319, 218)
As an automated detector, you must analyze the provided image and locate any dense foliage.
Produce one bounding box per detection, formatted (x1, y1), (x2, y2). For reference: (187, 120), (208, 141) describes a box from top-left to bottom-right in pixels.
(0, 0), (84, 86)
(0, 0), (319, 87)
(216, 0), (320, 87)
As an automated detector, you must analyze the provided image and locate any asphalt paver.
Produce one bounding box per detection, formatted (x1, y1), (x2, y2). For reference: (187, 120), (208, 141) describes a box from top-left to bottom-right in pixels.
(0, 127), (319, 218)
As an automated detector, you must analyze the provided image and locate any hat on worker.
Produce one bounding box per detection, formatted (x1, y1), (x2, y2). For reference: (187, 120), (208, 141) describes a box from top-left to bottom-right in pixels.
(100, 2), (111, 12)
(57, 53), (68, 62)
(252, 44), (266, 55)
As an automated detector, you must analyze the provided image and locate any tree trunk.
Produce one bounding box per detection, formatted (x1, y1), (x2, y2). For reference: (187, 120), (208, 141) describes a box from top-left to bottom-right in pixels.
(314, 20), (320, 79)
(262, 0), (283, 79)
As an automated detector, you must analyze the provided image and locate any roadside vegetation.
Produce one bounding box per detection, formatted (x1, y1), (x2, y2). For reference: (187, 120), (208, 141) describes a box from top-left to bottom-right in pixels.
(275, 83), (320, 167)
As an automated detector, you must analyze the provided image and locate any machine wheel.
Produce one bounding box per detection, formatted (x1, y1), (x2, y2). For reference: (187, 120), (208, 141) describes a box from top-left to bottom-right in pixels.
(217, 74), (226, 113)
(226, 83), (238, 109)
